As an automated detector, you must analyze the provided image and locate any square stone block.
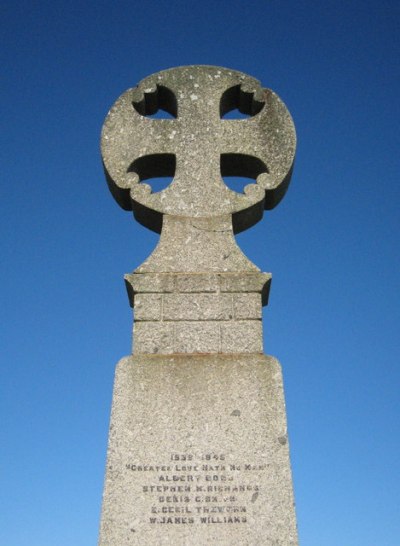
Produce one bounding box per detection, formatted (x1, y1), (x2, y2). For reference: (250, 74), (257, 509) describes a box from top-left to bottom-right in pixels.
(221, 321), (263, 353)
(133, 322), (174, 354)
(233, 293), (262, 320)
(174, 322), (221, 353)
(163, 294), (233, 321)
(134, 294), (162, 321)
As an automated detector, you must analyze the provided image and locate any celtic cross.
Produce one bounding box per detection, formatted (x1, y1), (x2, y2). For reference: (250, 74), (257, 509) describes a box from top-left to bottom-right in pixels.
(101, 65), (296, 235)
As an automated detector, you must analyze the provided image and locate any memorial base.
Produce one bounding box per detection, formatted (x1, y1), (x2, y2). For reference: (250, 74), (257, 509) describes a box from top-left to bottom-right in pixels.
(99, 354), (298, 545)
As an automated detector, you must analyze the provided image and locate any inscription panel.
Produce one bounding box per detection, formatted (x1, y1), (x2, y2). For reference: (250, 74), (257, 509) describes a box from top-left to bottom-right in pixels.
(126, 452), (264, 526)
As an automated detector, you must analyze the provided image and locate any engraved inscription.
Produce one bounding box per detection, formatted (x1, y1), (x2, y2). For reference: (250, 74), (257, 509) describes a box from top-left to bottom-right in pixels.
(126, 452), (264, 525)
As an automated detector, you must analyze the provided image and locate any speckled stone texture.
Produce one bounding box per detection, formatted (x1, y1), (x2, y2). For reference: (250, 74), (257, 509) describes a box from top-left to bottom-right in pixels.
(99, 355), (297, 546)
(99, 65), (298, 545)
(101, 66), (296, 231)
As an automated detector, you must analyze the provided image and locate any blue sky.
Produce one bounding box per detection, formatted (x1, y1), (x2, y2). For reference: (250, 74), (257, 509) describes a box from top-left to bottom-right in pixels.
(1, 1), (399, 544)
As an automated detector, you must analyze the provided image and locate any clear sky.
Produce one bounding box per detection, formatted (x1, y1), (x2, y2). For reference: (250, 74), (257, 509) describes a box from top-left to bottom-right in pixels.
(1, 1), (399, 545)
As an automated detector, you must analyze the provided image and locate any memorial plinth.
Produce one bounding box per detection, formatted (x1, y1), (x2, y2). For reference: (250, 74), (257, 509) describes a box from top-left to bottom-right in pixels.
(99, 66), (298, 545)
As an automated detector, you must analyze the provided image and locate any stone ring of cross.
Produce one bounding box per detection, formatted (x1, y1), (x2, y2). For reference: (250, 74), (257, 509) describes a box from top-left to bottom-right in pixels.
(101, 65), (296, 233)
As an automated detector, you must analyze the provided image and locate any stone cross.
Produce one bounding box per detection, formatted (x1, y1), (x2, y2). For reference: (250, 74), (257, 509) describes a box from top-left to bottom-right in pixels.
(99, 66), (298, 545)
(102, 65), (295, 231)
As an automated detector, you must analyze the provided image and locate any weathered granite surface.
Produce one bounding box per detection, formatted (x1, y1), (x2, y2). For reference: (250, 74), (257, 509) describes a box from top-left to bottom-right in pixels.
(101, 65), (296, 231)
(99, 65), (298, 545)
(99, 354), (297, 546)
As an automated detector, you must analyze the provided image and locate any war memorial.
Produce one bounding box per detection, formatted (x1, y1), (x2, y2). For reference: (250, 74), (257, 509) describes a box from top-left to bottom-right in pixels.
(98, 65), (298, 545)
